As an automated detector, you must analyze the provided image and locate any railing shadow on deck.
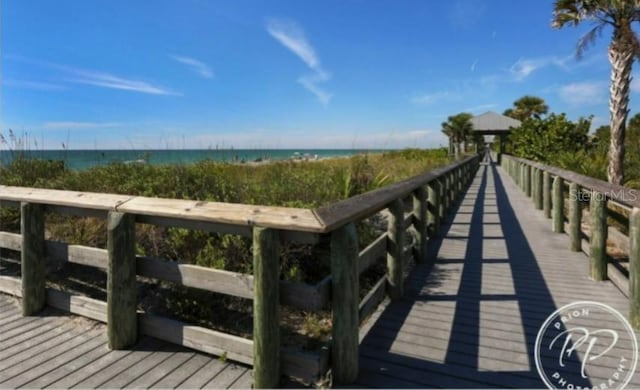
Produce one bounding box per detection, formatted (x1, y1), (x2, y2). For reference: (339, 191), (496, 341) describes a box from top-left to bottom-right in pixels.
(354, 159), (592, 388)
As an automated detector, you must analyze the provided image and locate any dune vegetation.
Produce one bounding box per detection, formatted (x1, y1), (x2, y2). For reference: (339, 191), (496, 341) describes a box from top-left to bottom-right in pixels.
(0, 147), (453, 342)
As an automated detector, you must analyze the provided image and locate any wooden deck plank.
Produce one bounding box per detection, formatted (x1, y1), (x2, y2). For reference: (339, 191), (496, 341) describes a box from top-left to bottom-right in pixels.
(22, 343), (113, 388)
(99, 346), (179, 388)
(0, 293), (252, 389)
(0, 312), (21, 326)
(151, 354), (212, 388)
(204, 364), (250, 389)
(177, 359), (231, 389)
(125, 350), (195, 388)
(0, 317), (66, 350)
(0, 329), (100, 384)
(0, 314), (44, 334)
(357, 159), (640, 388)
(49, 338), (155, 389)
(229, 370), (254, 389)
(0, 328), (90, 371)
(0, 333), (106, 388)
(0, 322), (79, 361)
(71, 342), (166, 388)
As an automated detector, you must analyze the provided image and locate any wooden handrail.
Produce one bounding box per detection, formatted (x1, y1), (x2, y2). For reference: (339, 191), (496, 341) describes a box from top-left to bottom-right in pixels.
(0, 153), (483, 386)
(0, 186), (324, 232)
(504, 155), (640, 209)
(502, 154), (640, 331)
(0, 155), (479, 234)
(314, 155), (478, 232)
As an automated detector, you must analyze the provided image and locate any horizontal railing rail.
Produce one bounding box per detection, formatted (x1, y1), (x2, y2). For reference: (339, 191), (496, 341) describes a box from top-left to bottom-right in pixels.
(501, 154), (640, 331)
(0, 153), (482, 387)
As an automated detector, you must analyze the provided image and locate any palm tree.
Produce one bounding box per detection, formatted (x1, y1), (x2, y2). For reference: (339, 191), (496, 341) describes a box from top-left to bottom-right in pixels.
(513, 95), (549, 120)
(503, 96), (548, 121)
(442, 113), (473, 158)
(552, 0), (640, 185)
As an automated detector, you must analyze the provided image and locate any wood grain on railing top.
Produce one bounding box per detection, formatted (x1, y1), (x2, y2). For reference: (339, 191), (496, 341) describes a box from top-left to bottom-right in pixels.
(0, 186), (133, 210)
(0, 185), (324, 232)
(314, 155), (477, 231)
(117, 196), (323, 232)
(504, 155), (640, 209)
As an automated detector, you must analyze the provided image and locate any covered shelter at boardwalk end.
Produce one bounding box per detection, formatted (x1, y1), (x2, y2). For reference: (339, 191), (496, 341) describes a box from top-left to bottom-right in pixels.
(470, 111), (521, 163)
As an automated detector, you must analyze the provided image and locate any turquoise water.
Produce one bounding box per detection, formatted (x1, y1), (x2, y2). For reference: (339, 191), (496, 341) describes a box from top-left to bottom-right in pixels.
(0, 149), (386, 170)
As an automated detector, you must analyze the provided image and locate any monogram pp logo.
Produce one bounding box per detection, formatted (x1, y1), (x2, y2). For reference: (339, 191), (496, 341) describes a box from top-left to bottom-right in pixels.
(535, 301), (638, 389)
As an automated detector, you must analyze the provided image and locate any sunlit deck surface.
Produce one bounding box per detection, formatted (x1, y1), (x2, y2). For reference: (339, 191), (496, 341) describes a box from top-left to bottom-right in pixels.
(0, 295), (251, 389)
(355, 159), (640, 388)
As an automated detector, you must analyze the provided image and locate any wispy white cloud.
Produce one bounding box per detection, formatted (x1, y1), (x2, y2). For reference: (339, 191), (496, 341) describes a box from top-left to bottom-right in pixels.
(410, 91), (460, 105)
(170, 55), (214, 79)
(3, 79), (67, 91)
(509, 56), (569, 81)
(43, 121), (122, 130)
(267, 20), (320, 71)
(6, 54), (178, 95)
(266, 18), (332, 105)
(558, 81), (607, 106)
(298, 74), (331, 105)
(470, 59), (478, 72)
(67, 69), (178, 95)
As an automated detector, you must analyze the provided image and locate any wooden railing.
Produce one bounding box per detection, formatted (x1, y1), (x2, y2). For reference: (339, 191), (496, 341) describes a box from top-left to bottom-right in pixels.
(0, 154), (481, 387)
(501, 155), (640, 330)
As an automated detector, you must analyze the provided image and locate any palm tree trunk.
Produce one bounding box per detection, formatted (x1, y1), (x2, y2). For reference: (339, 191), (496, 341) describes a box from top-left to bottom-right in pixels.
(607, 42), (633, 185)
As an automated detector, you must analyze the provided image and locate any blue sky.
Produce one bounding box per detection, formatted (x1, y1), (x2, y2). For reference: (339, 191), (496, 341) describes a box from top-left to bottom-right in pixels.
(2, 0), (638, 150)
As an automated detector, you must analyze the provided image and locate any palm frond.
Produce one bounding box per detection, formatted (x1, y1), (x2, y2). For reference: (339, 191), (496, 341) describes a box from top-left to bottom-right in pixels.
(577, 22), (607, 58)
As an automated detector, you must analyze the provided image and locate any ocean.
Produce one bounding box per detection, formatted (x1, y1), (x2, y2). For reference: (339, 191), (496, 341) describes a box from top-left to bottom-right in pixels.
(0, 149), (386, 170)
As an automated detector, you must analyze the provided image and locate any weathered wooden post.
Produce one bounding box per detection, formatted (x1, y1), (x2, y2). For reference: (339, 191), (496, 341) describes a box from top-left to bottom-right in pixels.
(589, 191), (607, 281)
(450, 169), (457, 203)
(443, 173), (451, 214)
(413, 187), (427, 263)
(452, 169), (458, 204)
(253, 227), (281, 388)
(387, 199), (404, 299)
(428, 180), (441, 237)
(107, 212), (137, 349)
(438, 178), (446, 220)
(543, 171), (552, 219)
(519, 163), (525, 190)
(525, 165), (532, 198)
(568, 182), (582, 252)
(552, 176), (564, 233)
(629, 208), (640, 329)
(531, 167), (537, 202)
(21, 202), (45, 316)
(534, 168), (543, 210)
(510, 159), (515, 180)
(331, 223), (359, 384)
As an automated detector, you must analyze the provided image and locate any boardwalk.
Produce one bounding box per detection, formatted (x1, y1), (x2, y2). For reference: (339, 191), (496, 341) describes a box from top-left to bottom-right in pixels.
(0, 295), (251, 389)
(357, 160), (640, 388)
(1, 159), (639, 389)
